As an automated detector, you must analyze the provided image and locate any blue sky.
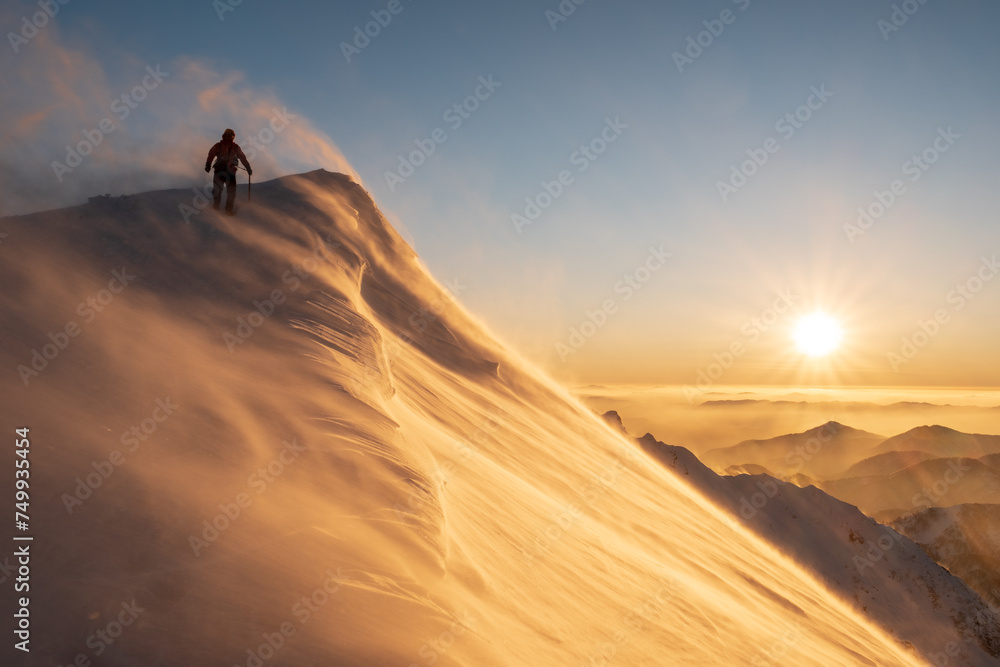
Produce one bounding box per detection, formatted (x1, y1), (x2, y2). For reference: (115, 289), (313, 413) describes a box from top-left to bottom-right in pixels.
(4, 0), (1000, 387)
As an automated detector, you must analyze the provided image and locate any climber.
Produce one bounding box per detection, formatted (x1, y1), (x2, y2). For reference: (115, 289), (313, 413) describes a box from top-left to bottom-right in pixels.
(204, 128), (252, 215)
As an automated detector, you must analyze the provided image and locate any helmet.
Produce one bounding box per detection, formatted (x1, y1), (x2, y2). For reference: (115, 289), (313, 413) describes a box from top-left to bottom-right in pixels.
(222, 128), (235, 139)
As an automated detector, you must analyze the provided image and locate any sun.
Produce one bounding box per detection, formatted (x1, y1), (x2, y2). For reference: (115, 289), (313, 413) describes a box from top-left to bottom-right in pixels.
(793, 313), (843, 357)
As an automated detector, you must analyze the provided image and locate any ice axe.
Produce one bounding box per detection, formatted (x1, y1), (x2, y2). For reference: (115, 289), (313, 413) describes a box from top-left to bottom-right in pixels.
(238, 165), (251, 201)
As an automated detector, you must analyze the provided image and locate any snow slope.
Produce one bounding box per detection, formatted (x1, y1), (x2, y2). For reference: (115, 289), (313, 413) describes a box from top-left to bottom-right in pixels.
(0, 170), (953, 666)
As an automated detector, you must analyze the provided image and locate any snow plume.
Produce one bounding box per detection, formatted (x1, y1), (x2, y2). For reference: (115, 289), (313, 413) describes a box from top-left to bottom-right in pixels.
(0, 21), (355, 216)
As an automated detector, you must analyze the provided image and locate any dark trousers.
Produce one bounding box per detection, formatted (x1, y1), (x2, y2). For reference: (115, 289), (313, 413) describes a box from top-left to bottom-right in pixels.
(212, 170), (237, 212)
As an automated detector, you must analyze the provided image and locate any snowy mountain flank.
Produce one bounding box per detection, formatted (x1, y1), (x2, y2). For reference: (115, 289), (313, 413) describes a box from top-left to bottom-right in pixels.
(3, 170), (993, 665)
(894, 505), (1000, 610)
(604, 413), (1000, 665)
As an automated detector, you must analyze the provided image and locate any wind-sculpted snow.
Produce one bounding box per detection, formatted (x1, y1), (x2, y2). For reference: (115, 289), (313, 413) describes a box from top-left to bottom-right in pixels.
(2, 170), (937, 665)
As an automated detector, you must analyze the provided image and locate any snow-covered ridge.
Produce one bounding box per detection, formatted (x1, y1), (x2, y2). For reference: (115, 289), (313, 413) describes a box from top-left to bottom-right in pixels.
(1, 171), (952, 665)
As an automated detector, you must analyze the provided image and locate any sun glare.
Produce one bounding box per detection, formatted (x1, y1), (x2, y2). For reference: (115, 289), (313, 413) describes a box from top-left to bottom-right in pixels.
(793, 313), (842, 357)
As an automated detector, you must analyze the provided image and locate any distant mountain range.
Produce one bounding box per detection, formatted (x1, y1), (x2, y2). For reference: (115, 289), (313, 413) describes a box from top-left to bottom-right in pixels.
(700, 422), (1000, 521)
(873, 425), (1000, 459)
(604, 412), (1000, 664)
(703, 421), (886, 480)
(824, 457), (1000, 522)
(701, 399), (1000, 411)
(843, 450), (935, 478)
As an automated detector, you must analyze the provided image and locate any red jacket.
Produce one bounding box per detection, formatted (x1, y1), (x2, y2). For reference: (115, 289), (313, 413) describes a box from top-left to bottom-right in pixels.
(206, 140), (251, 174)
